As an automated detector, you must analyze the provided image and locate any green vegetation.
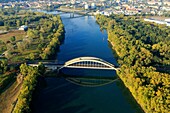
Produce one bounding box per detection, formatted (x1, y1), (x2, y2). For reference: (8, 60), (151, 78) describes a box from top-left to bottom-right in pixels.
(0, 59), (16, 93)
(0, 59), (17, 113)
(0, 59), (7, 73)
(0, 8), (65, 113)
(0, 81), (22, 113)
(12, 64), (40, 113)
(0, 8), (64, 62)
(0, 72), (16, 93)
(0, 9), (42, 29)
(40, 16), (65, 59)
(96, 14), (170, 113)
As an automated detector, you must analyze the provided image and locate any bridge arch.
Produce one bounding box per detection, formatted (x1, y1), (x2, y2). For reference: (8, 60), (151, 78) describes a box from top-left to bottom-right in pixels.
(58, 57), (117, 71)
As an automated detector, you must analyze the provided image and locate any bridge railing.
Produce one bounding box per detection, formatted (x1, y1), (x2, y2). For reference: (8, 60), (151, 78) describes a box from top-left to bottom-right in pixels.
(27, 57), (119, 71)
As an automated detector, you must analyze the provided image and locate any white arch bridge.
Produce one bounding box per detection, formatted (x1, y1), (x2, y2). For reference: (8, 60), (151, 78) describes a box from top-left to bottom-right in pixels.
(28, 57), (118, 71)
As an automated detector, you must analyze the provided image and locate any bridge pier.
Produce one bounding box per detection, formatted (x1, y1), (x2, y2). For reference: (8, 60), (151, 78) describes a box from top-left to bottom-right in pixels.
(70, 12), (75, 18)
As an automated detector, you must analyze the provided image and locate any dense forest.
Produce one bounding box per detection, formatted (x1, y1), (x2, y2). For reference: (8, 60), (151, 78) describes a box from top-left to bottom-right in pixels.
(96, 14), (170, 113)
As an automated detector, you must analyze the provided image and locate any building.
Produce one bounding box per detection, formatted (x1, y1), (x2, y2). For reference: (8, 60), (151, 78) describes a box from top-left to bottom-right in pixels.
(144, 18), (170, 26)
(91, 3), (96, 9)
(164, 1), (170, 6)
(85, 4), (89, 10)
(19, 25), (28, 31)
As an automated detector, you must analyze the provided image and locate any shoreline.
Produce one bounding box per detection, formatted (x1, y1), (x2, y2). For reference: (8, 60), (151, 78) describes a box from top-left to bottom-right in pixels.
(107, 36), (145, 113)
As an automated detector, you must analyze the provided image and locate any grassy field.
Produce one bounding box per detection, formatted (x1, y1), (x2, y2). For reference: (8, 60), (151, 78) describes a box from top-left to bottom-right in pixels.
(0, 81), (22, 113)
(0, 30), (26, 57)
(0, 29), (49, 63)
(0, 30), (26, 43)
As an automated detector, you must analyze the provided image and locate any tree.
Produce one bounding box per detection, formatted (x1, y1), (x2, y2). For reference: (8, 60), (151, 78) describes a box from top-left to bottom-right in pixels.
(23, 37), (33, 48)
(27, 29), (37, 38)
(38, 62), (46, 75)
(0, 59), (7, 73)
(4, 26), (9, 31)
(20, 63), (28, 76)
(4, 51), (12, 59)
(6, 43), (14, 52)
(29, 53), (35, 60)
(10, 36), (16, 42)
(16, 42), (25, 53)
(16, 20), (21, 27)
(40, 34), (44, 42)
(25, 21), (28, 26)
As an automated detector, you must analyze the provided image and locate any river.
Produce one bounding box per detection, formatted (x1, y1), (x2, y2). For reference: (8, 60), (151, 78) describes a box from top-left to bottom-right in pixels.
(32, 11), (142, 113)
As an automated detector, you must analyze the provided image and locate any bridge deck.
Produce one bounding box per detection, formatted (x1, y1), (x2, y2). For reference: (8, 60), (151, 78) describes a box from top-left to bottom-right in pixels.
(64, 66), (117, 70)
(28, 57), (119, 71)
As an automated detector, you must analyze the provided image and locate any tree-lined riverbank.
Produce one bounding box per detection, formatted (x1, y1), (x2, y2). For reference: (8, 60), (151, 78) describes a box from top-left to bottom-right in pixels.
(0, 9), (65, 113)
(32, 12), (141, 113)
(96, 14), (170, 113)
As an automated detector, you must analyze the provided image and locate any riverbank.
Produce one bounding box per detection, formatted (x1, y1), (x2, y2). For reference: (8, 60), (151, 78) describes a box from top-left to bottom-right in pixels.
(108, 38), (145, 113)
(96, 14), (170, 113)
(31, 11), (143, 113)
(0, 10), (65, 113)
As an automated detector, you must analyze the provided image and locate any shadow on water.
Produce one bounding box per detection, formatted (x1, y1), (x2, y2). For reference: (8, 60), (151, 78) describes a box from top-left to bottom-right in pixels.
(32, 77), (85, 113)
(61, 74), (119, 87)
(59, 68), (118, 86)
(31, 67), (143, 113)
(116, 80), (145, 113)
(31, 10), (144, 113)
(31, 76), (141, 113)
(31, 68), (118, 113)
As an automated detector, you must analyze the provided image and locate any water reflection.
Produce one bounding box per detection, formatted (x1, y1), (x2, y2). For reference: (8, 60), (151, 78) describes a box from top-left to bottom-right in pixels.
(32, 10), (139, 113)
(60, 68), (118, 87)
